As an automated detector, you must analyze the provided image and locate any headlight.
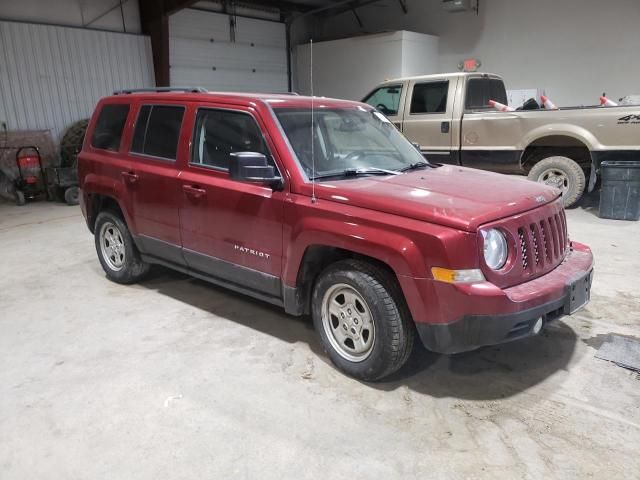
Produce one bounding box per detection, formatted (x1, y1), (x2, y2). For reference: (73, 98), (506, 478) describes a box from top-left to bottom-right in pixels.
(482, 229), (508, 270)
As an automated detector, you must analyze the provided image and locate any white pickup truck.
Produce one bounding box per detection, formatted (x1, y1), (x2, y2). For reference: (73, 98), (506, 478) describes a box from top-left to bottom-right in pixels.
(363, 72), (640, 206)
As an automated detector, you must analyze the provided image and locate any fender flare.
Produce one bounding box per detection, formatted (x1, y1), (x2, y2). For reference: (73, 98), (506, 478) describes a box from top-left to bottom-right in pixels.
(83, 174), (137, 234)
(282, 217), (430, 287)
(520, 125), (599, 190)
(520, 124), (600, 152)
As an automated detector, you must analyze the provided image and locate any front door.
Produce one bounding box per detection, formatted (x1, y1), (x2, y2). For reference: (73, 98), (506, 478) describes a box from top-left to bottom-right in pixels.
(124, 103), (187, 265)
(179, 105), (285, 299)
(362, 83), (406, 131)
(401, 78), (457, 165)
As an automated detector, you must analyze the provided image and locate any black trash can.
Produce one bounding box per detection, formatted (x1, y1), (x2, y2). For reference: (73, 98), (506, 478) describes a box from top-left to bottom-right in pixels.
(599, 161), (640, 220)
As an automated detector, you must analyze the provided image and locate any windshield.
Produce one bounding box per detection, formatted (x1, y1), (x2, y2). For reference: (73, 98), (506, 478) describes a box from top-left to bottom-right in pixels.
(273, 106), (426, 179)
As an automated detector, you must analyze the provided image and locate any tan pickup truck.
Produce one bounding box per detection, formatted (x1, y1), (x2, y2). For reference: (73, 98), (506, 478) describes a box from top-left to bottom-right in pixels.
(363, 72), (640, 206)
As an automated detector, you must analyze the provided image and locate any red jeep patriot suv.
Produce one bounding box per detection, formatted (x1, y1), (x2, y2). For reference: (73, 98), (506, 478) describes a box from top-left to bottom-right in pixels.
(78, 87), (594, 381)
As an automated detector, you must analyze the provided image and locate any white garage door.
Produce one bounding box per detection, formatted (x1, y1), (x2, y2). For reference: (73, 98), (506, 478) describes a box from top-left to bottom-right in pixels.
(169, 9), (288, 93)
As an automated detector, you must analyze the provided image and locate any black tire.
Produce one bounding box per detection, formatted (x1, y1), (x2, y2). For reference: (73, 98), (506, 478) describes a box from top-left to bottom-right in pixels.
(64, 186), (80, 205)
(15, 190), (26, 206)
(527, 156), (586, 207)
(312, 259), (414, 381)
(94, 210), (150, 284)
(59, 119), (89, 168)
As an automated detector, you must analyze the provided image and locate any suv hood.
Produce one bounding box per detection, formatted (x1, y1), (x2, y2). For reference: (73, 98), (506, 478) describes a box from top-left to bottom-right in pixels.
(315, 165), (560, 232)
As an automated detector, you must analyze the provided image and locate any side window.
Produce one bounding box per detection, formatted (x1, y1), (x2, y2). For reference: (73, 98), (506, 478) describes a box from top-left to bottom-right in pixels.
(130, 105), (151, 153)
(410, 81), (449, 114)
(130, 105), (184, 160)
(91, 104), (130, 151)
(362, 85), (402, 116)
(465, 78), (508, 110)
(191, 109), (270, 170)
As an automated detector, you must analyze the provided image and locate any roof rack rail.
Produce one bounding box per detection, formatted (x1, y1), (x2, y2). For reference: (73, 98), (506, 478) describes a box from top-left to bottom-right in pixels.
(113, 86), (208, 95)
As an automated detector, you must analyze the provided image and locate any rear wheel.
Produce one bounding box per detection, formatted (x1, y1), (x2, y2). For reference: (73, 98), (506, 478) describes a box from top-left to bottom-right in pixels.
(527, 156), (585, 207)
(312, 259), (414, 381)
(94, 210), (149, 284)
(64, 186), (80, 205)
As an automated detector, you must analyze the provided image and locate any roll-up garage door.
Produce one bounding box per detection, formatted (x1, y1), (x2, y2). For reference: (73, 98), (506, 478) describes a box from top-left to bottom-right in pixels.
(169, 9), (288, 93)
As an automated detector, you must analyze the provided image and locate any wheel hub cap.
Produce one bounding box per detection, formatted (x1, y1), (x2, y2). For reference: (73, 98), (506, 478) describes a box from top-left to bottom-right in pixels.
(321, 284), (375, 362)
(538, 168), (569, 194)
(99, 222), (125, 271)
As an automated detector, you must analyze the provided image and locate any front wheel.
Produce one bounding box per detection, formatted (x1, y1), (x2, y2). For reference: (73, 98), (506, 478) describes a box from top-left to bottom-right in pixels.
(94, 210), (150, 284)
(312, 259), (414, 381)
(527, 156), (586, 207)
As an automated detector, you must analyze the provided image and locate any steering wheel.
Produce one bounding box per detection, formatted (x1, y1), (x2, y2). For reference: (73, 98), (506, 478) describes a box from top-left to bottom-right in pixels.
(376, 104), (392, 115)
(343, 151), (362, 163)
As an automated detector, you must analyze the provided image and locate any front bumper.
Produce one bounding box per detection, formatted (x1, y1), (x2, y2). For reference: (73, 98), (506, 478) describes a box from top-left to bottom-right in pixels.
(411, 242), (594, 354)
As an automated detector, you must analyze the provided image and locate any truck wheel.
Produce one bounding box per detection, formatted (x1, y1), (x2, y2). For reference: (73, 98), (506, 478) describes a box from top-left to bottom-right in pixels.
(527, 156), (585, 207)
(64, 186), (80, 205)
(312, 259), (414, 381)
(94, 210), (150, 284)
(60, 119), (89, 168)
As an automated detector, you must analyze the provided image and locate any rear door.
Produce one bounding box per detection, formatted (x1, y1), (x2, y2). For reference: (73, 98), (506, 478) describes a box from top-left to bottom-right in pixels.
(125, 102), (187, 265)
(401, 78), (458, 165)
(362, 83), (406, 130)
(459, 76), (522, 173)
(179, 103), (285, 298)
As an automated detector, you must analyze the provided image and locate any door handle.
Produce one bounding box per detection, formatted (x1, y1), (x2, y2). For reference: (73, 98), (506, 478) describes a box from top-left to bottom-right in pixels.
(121, 171), (138, 184)
(441, 121), (450, 133)
(182, 185), (206, 198)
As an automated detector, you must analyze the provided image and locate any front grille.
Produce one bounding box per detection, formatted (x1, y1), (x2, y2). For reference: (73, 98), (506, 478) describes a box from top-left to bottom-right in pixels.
(518, 228), (528, 269)
(540, 220), (550, 261)
(517, 211), (568, 274)
(481, 200), (569, 289)
(530, 224), (540, 265)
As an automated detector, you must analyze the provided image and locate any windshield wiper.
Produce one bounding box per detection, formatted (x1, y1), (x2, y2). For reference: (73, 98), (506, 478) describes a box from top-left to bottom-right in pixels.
(399, 161), (431, 172)
(310, 167), (401, 180)
(344, 167), (401, 176)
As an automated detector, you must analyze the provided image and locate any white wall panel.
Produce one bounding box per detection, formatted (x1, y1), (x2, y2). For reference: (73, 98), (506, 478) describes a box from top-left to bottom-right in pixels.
(296, 31), (438, 100)
(0, 0), (141, 33)
(169, 9), (288, 93)
(0, 21), (153, 142)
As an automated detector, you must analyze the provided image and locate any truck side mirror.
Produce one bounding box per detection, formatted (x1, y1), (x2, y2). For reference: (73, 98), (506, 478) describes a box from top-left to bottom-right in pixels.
(229, 152), (283, 189)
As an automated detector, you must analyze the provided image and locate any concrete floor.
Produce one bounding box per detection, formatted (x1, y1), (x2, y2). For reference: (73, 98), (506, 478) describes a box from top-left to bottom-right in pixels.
(1, 197), (639, 479)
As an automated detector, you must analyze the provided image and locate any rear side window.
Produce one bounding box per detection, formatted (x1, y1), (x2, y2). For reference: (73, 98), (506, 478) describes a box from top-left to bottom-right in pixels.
(410, 81), (449, 114)
(191, 109), (270, 170)
(91, 104), (129, 151)
(362, 85), (402, 116)
(130, 105), (185, 160)
(465, 78), (508, 110)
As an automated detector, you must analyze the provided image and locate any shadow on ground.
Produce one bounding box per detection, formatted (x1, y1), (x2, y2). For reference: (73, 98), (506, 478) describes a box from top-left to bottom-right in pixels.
(138, 266), (578, 401)
(371, 322), (576, 400)
(571, 187), (600, 216)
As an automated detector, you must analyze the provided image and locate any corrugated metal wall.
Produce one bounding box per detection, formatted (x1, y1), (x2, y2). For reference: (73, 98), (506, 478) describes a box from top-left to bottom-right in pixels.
(0, 20), (153, 143)
(169, 9), (288, 93)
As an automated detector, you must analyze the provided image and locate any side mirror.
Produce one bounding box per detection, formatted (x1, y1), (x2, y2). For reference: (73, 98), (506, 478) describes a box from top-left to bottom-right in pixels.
(229, 152), (283, 189)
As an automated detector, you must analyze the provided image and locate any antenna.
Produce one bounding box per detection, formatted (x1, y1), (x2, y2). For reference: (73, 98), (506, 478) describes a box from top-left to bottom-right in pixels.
(310, 39), (316, 204)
